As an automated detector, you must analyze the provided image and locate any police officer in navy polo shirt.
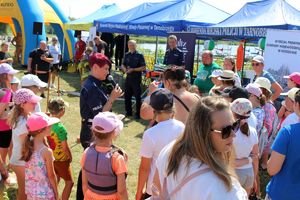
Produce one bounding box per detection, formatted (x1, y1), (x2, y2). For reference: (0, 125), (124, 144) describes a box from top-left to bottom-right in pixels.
(77, 53), (123, 200)
(121, 40), (146, 119)
(163, 35), (184, 67)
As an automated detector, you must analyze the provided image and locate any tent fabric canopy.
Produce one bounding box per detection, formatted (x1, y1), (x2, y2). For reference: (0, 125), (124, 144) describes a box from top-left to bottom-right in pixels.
(94, 0), (230, 36)
(65, 4), (122, 31)
(188, 0), (300, 40)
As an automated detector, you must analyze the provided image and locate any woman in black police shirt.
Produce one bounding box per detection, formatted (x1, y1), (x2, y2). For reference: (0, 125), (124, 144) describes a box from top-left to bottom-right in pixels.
(77, 53), (123, 200)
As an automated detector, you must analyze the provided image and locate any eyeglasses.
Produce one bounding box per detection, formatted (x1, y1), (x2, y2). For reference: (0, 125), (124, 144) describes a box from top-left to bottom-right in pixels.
(211, 120), (240, 139)
(252, 63), (260, 67)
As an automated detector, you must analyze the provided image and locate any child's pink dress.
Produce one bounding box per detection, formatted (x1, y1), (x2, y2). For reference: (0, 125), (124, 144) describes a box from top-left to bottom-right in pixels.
(25, 146), (55, 200)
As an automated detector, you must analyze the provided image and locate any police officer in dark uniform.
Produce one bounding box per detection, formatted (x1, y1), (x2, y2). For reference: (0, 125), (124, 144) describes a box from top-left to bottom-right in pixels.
(121, 40), (146, 119)
(77, 53), (123, 200)
(163, 35), (184, 67)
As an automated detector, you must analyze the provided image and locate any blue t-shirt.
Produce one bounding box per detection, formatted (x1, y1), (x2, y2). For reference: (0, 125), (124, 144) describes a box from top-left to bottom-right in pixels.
(266, 123), (300, 200)
(253, 70), (276, 84)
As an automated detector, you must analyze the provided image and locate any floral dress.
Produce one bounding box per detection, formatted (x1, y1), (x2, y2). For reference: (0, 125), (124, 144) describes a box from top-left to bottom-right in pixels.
(25, 146), (55, 200)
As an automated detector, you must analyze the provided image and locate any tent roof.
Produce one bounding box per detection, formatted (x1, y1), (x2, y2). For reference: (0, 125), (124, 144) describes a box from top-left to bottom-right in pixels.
(65, 4), (122, 31)
(215, 0), (300, 28)
(188, 0), (300, 40)
(95, 0), (230, 36)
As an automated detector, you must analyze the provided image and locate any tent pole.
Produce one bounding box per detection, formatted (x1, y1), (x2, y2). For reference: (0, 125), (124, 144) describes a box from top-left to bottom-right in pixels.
(123, 34), (127, 60)
(241, 39), (247, 86)
(154, 36), (158, 63)
(196, 39), (200, 72)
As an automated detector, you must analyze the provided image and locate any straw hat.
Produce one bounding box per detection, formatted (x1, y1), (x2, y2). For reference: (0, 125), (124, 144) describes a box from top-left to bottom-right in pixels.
(218, 70), (235, 81)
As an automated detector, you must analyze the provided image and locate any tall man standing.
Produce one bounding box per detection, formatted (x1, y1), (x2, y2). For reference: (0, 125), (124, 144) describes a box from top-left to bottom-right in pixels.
(193, 50), (221, 95)
(163, 35), (184, 67)
(121, 40), (146, 119)
(27, 41), (53, 97)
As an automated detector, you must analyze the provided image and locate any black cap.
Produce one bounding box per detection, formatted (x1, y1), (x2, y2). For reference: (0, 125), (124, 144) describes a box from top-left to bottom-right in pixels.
(150, 89), (173, 111)
(228, 86), (249, 101)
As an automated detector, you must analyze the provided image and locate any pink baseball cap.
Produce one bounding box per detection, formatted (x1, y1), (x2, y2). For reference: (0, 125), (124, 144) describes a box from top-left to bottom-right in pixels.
(284, 72), (300, 85)
(0, 63), (19, 74)
(92, 112), (124, 136)
(26, 112), (60, 132)
(246, 83), (262, 97)
(13, 88), (42, 105)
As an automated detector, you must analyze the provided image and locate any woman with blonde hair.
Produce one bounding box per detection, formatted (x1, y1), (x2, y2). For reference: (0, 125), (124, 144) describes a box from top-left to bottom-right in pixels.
(223, 56), (241, 87)
(153, 96), (247, 199)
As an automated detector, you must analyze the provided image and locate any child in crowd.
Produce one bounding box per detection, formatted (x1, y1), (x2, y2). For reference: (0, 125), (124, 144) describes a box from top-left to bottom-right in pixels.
(10, 76), (20, 92)
(21, 74), (47, 112)
(7, 88), (42, 199)
(254, 77), (278, 169)
(209, 69), (223, 95)
(136, 88), (185, 199)
(21, 112), (60, 200)
(47, 98), (73, 200)
(81, 112), (128, 200)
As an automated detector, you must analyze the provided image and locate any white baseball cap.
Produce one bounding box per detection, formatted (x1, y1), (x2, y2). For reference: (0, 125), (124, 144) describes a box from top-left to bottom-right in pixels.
(252, 55), (264, 64)
(21, 74), (47, 88)
(280, 87), (300, 101)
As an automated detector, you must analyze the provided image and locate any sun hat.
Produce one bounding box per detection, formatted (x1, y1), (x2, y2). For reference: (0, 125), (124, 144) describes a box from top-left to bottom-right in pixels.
(0, 63), (19, 74)
(11, 76), (20, 84)
(254, 77), (272, 93)
(283, 72), (300, 85)
(21, 74), (47, 88)
(218, 70), (235, 81)
(280, 87), (300, 101)
(26, 112), (60, 132)
(13, 88), (42, 105)
(209, 69), (223, 78)
(252, 55), (264, 64)
(92, 112), (124, 136)
(231, 98), (253, 117)
(150, 88), (173, 111)
(246, 83), (262, 97)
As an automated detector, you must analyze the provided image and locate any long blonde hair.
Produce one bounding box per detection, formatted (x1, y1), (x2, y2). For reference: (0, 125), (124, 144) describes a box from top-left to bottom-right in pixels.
(7, 104), (24, 128)
(21, 128), (48, 162)
(167, 96), (235, 190)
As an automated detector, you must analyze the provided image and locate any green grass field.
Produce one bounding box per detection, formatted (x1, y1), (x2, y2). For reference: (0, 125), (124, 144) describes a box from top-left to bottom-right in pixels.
(6, 67), (270, 200)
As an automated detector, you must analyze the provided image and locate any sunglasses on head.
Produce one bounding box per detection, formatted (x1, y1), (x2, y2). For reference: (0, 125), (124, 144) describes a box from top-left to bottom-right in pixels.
(252, 63), (260, 67)
(211, 120), (240, 139)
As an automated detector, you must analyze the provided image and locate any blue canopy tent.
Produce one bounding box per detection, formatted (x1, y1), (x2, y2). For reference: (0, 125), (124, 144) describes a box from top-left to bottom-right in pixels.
(65, 3), (122, 31)
(94, 0), (230, 37)
(187, 0), (300, 40)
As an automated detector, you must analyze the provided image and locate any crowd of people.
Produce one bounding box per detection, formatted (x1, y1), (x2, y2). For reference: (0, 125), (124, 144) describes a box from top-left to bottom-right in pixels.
(0, 32), (300, 200)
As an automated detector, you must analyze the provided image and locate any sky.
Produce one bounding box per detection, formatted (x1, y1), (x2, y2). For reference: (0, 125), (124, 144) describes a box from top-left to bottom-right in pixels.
(55, 0), (300, 19)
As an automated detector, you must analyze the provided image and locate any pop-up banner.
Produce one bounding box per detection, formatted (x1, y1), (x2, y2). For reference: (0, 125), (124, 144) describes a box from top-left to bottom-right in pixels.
(167, 32), (197, 77)
(264, 29), (300, 85)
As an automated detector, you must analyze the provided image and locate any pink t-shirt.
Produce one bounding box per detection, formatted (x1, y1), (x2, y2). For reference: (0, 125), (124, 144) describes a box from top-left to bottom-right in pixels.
(0, 89), (12, 131)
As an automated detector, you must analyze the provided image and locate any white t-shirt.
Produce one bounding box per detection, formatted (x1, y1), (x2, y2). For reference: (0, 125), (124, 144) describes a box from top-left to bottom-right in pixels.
(10, 116), (28, 166)
(281, 113), (299, 129)
(48, 44), (61, 64)
(233, 127), (258, 169)
(156, 141), (248, 200)
(139, 119), (185, 195)
(247, 112), (257, 130)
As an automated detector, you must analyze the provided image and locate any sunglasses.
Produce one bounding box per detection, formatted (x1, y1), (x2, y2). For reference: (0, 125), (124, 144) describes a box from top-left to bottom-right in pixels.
(211, 120), (240, 139)
(252, 63), (260, 67)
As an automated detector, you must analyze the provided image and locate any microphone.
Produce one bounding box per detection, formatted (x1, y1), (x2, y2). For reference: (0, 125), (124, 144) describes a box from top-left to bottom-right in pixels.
(107, 75), (117, 87)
